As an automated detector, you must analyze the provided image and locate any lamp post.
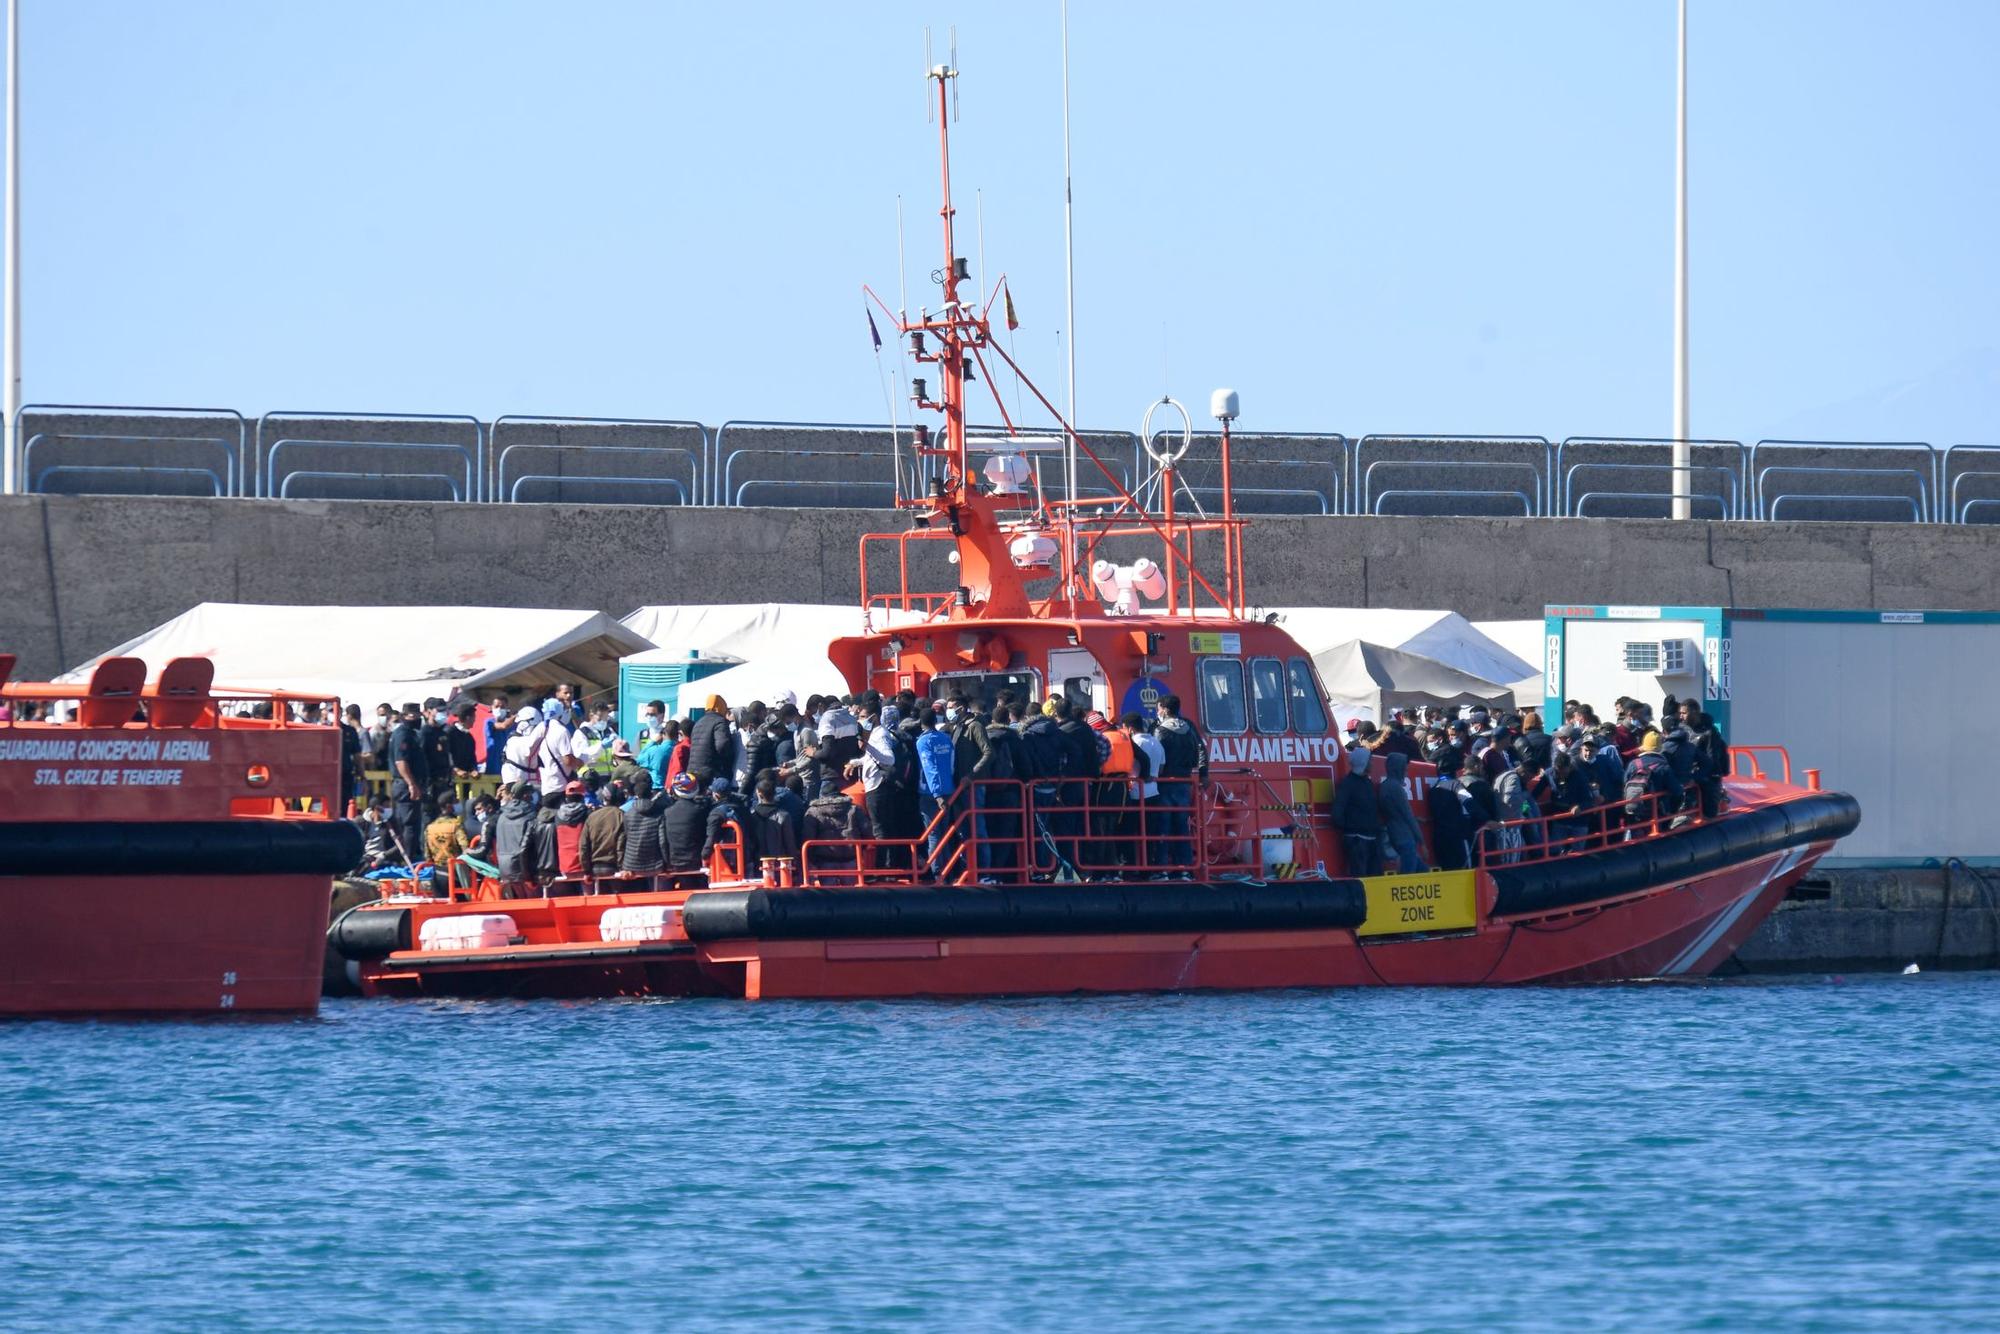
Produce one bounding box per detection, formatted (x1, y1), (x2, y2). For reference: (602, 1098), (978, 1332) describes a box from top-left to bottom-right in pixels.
(2, 0), (20, 497)
(1672, 0), (1691, 520)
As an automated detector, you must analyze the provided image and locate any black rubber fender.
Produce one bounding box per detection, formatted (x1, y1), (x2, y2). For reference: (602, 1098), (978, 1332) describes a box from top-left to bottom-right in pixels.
(0, 819), (363, 877)
(329, 905), (412, 961)
(1487, 791), (1860, 917)
(682, 878), (1370, 943)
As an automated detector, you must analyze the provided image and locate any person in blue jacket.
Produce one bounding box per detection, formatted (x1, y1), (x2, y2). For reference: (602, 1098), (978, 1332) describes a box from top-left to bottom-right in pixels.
(916, 710), (958, 874)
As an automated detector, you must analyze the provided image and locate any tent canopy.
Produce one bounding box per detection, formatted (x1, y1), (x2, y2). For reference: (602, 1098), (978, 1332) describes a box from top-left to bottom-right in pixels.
(61, 603), (654, 711)
(1312, 639), (1520, 725)
(620, 602), (935, 663)
(677, 655), (851, 712)
(1276, 608), (1534, 687)
(620, 603), (868, 666)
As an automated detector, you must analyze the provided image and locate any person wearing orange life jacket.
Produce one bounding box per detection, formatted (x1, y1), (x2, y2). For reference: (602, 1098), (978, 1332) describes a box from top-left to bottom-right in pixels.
(1088, 711), (1132, 875)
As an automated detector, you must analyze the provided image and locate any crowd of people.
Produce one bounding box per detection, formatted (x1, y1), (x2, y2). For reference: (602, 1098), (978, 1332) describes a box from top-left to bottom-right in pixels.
(336, 677), (1728, 892)
(1331, 693), (1731, 875)
(343, 682), (1214, 895)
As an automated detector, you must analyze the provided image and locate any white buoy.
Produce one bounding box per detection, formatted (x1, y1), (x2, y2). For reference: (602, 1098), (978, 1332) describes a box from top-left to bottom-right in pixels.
(1902, 962), (1921, 975)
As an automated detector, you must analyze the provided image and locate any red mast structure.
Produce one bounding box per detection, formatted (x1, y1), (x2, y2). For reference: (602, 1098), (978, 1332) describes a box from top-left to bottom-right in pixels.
(859, 56), (1250, 633)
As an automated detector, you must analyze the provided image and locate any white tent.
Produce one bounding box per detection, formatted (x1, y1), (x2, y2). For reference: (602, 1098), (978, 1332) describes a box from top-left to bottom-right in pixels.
(1471, 619), (1547, 676)
(619, 603), (871, 663)
(619, 603), (933, 705)
(1313, 639), (1521, 725)
(61, 603), (655, 711)
(1275, 607), (1535, 688)
(678, 655), (850, 710)
(616, 604), (928, 668)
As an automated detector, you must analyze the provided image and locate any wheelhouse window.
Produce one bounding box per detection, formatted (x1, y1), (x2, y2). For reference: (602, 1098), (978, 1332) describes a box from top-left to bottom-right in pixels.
(1249, 657), (1289, 734)
(1198, 658), (1247, 735)
(928, 670), (1039, 714)
(1287, 658), (1329, 735)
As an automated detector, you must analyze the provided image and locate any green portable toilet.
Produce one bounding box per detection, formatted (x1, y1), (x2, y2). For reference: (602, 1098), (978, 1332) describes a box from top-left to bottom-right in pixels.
(618, 649), (741, 740)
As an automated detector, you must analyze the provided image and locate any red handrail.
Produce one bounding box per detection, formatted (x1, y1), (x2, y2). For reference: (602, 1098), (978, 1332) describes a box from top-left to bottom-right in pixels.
(1729, 745), (1793, 784)
(1472, 789), (1697, 870)
(789, 768), (1292, 889)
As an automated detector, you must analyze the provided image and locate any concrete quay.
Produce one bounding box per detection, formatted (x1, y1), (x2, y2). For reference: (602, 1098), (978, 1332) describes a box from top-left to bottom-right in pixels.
(7, 493), (2000, 680)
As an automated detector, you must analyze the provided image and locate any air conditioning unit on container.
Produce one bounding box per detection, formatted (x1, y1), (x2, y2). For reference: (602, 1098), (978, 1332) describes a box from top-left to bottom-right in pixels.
(1621, 639), (1695, 677)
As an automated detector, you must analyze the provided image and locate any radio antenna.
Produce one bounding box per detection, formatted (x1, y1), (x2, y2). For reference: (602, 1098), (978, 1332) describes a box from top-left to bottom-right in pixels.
(950, 26), (960, 121)
(925, 28), (934, 123)
(1060, 0), (1078, 515)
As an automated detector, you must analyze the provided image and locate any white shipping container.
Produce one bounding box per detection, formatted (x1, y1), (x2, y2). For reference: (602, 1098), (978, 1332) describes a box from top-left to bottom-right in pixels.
(1543, 607), (2000, 866)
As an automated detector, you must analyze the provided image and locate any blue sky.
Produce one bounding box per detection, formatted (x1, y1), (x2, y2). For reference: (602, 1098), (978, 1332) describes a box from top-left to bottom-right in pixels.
(13, 1), (1999, 444)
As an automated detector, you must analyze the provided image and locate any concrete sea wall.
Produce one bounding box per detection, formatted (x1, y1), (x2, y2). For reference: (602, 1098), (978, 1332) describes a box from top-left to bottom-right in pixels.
(6, 493), (2000, 678)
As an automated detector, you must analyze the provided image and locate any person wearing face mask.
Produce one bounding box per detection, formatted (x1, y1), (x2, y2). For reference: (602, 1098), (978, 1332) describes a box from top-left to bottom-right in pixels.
(387, 702), (431, 865)
(418, 697), (452, 819)
(915, 707), (957, 873)
(481, 703), (512, 777)
(368, 704), (394, 769)
(446, 702), (480, 791)
(635, 698), (668, 750)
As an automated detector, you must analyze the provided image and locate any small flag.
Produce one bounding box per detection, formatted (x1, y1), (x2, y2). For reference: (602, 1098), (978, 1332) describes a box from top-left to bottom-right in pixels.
(867, 307), (882, 350)
(1003, 282), (1019, 332)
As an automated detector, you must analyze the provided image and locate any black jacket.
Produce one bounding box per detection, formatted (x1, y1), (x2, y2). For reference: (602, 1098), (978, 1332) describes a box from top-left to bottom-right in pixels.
(752, 799), (802, 863)
(983, 722), (1026, 788)
(621, 791), (668, 873)
(1332, 772), (1383, 836)
(1513, 729), (1554, 771)
(420, 720), (452, 787)
(952, 715), (994, 781)
(1154, 716), (1206, 780)
(740, 729), (778, 784)
(704, 796), (757, 870)
(1424, 776), (1488, 852)
(1017, 715), (1066, 782)
(1691, 725), (1729, 782)
(387, 720), (429, 798)
(662, 795), (711, 872)
(1461, 773), (1501, 825)
(687, 712), (734, 784)
(445, 725), (478, 775)
(1555, 761), (1599, 813)
(803, 793), (871, 854)
(1057, 717), (1101, 781)
(531, 805), (563, 880)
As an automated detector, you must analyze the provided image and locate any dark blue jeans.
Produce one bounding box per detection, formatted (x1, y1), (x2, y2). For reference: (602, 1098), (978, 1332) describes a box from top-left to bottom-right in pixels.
(1156, 781), (1192, 868)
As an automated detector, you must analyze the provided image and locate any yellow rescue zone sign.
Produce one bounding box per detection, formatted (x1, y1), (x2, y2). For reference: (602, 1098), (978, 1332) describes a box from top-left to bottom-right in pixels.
(1357, 870), (1479, 937)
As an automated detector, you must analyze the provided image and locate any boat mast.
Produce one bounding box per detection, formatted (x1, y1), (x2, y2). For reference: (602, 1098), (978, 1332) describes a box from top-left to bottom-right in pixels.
(1060, 0), (1078, 523)
(919, 52), (967, 484)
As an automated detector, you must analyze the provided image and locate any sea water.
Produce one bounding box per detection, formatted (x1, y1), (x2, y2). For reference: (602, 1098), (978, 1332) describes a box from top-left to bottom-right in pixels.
(3, 975), (1998, 1330)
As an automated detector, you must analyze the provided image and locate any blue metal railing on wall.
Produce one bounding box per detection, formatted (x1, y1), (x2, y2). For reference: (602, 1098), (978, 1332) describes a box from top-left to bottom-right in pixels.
(490, 415), (708, 508)
(255, 411), (485, 501)
(1143, 430), (1344, 516)
(14, 405), (248, 496)
(1354, 435), (1555, 517)
(1750, 439), (1935, 522)
(1555, 437), (1747, 519)
(264, 438), (475, 504)
(8, 405), (1998, 524)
